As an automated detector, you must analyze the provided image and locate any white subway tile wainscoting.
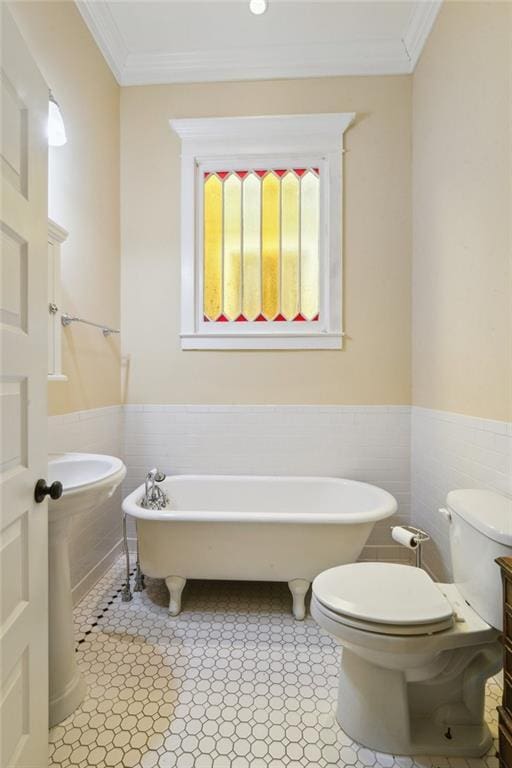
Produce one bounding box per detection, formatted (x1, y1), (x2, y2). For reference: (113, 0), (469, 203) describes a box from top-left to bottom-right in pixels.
(123, 405), (411, 555)
(48, 404), (413, 612)
(48, 557), (501, 768)
(411, 407), (512, 581)
(48, 403), (512, 602)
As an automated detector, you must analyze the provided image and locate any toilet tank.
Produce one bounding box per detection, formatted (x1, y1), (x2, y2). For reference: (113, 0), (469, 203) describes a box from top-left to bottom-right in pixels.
(448, 489), (512, 630)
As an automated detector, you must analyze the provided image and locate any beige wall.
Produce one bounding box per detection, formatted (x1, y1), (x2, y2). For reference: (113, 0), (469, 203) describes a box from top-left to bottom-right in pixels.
(11, 1), (121, 416)
(10, 2), (510, 416)
(412, 1), (512, 421)
(121, 77), (412, 404)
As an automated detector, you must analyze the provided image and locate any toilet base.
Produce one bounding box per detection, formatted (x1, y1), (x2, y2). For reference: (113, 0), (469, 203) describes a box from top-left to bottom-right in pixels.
(337, 646), (500, 756)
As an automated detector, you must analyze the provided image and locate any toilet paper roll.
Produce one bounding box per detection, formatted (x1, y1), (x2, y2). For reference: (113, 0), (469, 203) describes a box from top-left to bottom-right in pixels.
(391, 526), (418, 549)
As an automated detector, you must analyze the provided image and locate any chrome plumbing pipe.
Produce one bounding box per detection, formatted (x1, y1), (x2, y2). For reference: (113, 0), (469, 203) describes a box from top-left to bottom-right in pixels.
(121, 513), (133, 602)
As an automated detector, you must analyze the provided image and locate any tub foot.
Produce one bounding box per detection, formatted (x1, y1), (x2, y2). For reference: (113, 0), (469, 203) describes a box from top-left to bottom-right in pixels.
(165, 576), (186, 616)
(288, 579), (310, 620)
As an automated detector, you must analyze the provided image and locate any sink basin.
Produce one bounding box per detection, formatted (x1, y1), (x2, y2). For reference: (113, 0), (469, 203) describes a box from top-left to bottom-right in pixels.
(48, 452), (126, 726)
(48, 452), (126, 520)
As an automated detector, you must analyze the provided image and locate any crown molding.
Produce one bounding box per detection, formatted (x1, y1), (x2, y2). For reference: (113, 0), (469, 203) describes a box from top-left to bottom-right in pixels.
(122, 39), (410, 86)
(75, 0), (128, 83)
(75, 1), (443, 86)
(403, 1), (443, 69)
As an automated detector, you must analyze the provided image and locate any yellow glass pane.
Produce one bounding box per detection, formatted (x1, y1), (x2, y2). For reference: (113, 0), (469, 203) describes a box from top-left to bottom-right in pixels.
(223, 174), (242, 320)
(261, 172), (280, 320)
(281, 172), (299, 319)
(300, 171), (319, 319)
(242, 173), (261, 320)
(204, 174), (223, 319)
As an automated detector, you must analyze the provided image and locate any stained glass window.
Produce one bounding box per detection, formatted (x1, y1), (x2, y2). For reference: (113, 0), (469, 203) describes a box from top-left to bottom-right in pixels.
(203, 168), (320, 323)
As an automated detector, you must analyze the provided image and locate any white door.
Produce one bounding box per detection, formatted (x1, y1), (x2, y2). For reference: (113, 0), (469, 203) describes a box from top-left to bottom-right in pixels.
(1, 6), (50, 768)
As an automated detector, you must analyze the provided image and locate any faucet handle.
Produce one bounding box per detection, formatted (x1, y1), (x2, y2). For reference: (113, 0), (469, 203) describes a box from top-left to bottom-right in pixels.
(147, 467), (166, 482)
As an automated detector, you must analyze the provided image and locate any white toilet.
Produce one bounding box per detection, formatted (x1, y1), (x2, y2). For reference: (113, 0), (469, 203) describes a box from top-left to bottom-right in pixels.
(312, 489), (512, 757)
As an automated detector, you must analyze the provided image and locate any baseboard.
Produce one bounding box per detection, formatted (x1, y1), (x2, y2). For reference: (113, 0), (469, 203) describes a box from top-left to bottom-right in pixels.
(420, 557), (441, 583)
(359, 544), (444, 582)
(359, 544), (415, 565)
(72, 539), (125, 606)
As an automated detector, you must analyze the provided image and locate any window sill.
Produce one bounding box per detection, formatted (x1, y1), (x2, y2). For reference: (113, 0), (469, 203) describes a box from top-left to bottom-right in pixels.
(180, 333), (343, 350)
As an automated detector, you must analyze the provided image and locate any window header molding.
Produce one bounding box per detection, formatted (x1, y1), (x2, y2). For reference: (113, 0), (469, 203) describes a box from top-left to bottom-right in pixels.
(170, 112), (355, 350)
(170, 112), (355, 154)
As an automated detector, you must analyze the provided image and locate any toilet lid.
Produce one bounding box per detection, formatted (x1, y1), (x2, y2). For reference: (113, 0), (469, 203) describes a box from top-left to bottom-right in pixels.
(313, 563), (454, 627)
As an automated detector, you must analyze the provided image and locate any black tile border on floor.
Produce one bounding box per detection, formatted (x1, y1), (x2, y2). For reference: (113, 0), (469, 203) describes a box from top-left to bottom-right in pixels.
(75, 569), (136, 649)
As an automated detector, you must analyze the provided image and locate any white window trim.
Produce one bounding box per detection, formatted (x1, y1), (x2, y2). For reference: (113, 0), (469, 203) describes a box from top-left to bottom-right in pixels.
(170, 112), (355, 350)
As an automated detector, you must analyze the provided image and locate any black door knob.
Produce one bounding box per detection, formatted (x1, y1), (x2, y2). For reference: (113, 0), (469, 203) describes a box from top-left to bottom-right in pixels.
(34, 479), (63, 503)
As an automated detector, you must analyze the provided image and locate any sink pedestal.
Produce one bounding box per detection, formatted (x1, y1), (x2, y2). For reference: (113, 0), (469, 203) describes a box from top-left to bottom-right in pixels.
(47, 452), (126, 727)
(49, 516), (86, 727)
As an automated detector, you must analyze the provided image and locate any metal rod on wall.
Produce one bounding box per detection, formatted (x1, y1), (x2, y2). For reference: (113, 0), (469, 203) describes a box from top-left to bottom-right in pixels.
(61, 313), (120, 337)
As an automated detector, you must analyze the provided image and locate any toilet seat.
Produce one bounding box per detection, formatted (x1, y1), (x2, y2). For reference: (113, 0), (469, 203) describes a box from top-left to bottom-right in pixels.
(313, 562), (455, 636)
(312, 594), (454, 636)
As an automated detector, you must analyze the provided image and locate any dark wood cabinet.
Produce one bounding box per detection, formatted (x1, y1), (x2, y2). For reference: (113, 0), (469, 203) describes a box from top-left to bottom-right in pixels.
(497, 557), (512, 767)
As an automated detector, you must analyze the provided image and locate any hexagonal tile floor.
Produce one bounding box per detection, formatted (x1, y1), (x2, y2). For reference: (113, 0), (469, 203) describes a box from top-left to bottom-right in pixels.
(49, 558), (501, 768)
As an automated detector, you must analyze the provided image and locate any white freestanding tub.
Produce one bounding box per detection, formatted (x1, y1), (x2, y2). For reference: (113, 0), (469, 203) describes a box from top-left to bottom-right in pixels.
(122, 475), (397, 619)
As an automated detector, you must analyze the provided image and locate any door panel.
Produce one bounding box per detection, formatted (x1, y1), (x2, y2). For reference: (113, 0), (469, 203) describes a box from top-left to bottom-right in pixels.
(0, 226), (28, 330)
(1, 6), (49, 768)
(1, 71), (28, 196)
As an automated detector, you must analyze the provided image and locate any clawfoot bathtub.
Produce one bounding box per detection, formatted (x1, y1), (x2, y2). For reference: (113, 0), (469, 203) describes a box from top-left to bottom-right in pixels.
(122, 475), (397, 620)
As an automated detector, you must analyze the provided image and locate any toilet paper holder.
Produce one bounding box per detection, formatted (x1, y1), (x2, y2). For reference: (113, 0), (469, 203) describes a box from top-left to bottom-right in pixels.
(390, 525), (430, 568)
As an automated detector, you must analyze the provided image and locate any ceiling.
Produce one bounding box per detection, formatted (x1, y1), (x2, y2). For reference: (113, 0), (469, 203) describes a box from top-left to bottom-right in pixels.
(76, 0), (442, 86)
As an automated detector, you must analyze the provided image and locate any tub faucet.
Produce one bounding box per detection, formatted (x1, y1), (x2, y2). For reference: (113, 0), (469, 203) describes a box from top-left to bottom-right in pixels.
(140, 468), (169, 510)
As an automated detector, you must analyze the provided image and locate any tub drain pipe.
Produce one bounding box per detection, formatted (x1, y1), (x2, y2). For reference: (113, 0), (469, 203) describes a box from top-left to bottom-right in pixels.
(121, 513), (133, 602)
(134, 535), (145, 592)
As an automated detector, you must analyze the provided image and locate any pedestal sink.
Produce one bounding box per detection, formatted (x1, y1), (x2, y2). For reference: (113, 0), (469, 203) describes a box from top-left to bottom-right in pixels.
(48, 452), (126, 727)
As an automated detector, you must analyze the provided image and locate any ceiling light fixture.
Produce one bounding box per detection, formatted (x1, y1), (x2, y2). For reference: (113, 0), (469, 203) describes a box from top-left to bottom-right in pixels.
(48, 91), (67, 147)
(249, 0), (267, 15)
